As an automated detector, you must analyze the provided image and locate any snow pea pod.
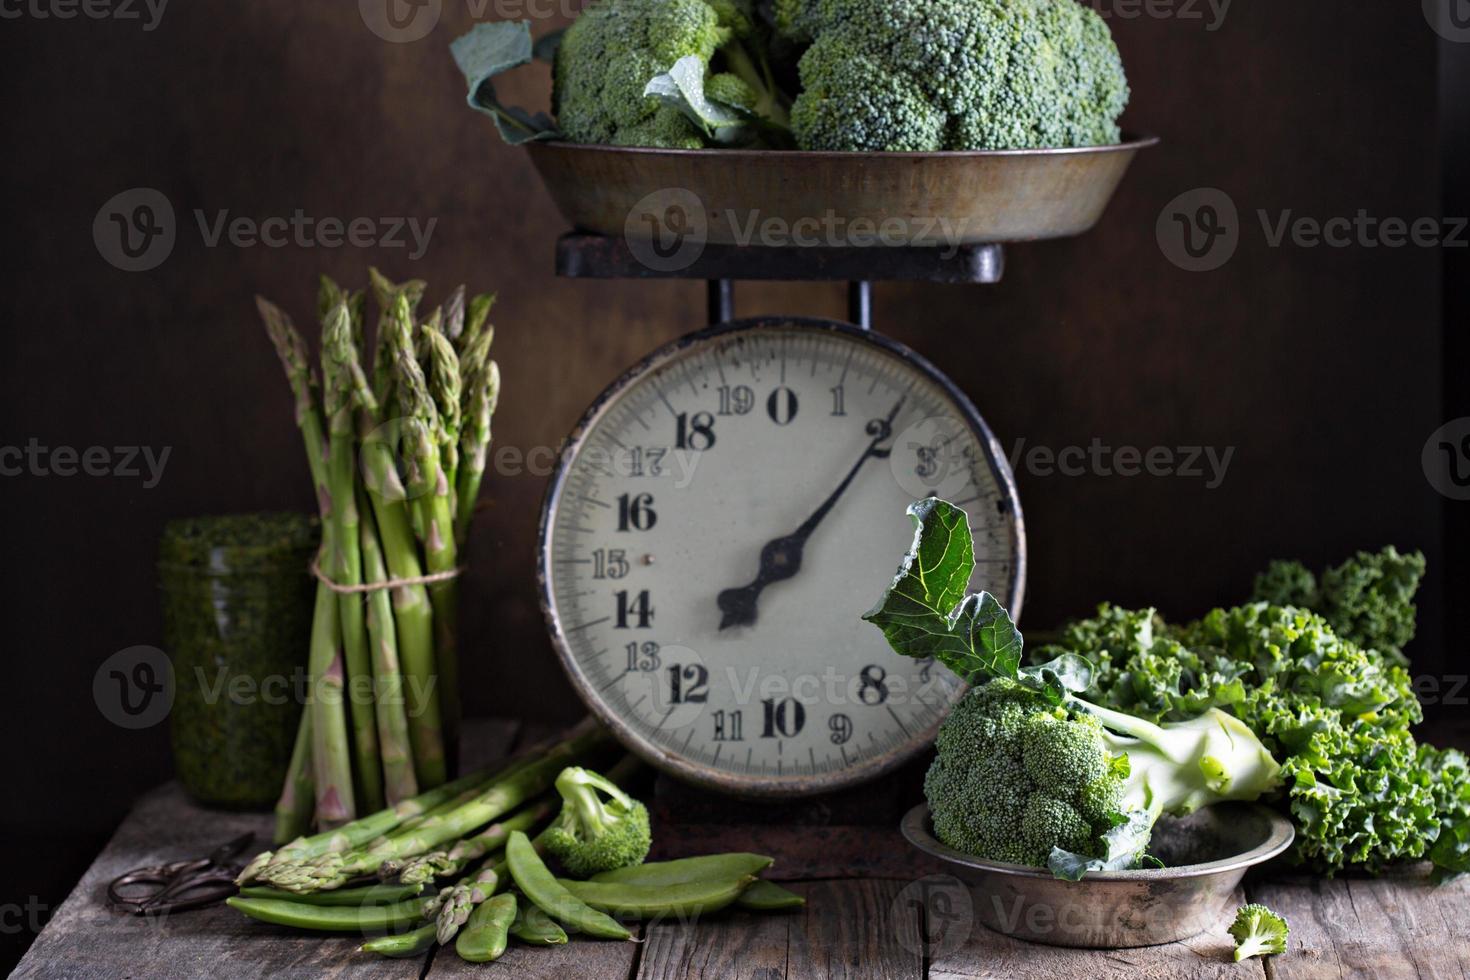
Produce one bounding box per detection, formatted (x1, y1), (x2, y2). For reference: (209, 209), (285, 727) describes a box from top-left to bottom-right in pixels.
(226, 895), (430, 932)
(505, 830), (631, 940)
(558, 876), (755, 919)
(590, 853), (773, 886)
(455, 893), (517, 963)
(510, 901), (569, 946)
(736, 880), (805, 911)
(359, 922), (437, 958)
(237, 882), (424, 907)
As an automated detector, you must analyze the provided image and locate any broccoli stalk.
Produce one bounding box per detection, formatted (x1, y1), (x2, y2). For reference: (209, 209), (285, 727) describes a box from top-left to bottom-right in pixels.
(1228, 903), (1290, 961)
(542, 767), (652, 878)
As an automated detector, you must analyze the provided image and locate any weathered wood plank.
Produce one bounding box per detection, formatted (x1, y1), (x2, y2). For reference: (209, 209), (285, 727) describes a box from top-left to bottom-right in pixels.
(13, 719), (523, 980)
(636, 888), (798, 980)
(645, 825), (947, 882)
(785, 880), (923, 980)
(1249, 868), (1470, 980)
(929, 884), (1261, 980)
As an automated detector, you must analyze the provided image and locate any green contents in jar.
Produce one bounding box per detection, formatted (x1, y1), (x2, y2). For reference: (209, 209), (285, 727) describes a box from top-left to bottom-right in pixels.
(159, 512), (318, 809)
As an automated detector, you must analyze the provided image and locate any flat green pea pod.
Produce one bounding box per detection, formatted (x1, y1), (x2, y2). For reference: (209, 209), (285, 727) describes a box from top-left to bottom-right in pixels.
(455, 892), (517, 963)
(736, 880), (805, 911)
(505, 830), (631, 940)
(226, 896), (430, 932)
(359, 922), (437, 958)
(238, 882), (424, 907)
(558, 876), (754, 920)
(509, 899), (569, 946)
(590, 853), (773, 886)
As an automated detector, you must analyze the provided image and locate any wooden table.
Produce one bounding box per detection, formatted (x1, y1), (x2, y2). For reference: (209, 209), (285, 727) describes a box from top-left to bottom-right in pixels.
(16, 720), (1469, 979)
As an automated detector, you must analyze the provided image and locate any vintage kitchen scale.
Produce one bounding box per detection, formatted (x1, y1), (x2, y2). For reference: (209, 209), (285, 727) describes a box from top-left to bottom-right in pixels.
(530, 139), (1155, 804)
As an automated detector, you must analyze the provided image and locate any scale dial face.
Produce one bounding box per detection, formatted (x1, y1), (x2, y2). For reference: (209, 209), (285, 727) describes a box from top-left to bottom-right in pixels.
(539, 318), (1025, 797)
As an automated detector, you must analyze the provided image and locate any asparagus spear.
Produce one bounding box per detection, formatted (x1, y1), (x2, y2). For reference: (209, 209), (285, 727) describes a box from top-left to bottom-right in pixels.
(441, 285), (466, 343)
(358, 486), (418, 805)
(273, 710), (316, 845)
(260, 724), (607, 893)
(455, 358), (500, 547)
(256, 295), (357, 829)
(392, 308), (464, 775)
(368, 268), (426, 410)
(386, 798), (553, 886)
(360, 299), (447, 790)
(322, 302), (386, 814)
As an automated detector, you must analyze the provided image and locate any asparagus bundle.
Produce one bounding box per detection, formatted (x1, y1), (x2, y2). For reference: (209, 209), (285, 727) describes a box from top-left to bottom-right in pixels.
(257, 271), (503, 837)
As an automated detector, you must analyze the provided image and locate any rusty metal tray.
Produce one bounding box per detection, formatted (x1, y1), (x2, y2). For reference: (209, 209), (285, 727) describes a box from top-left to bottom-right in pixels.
(525, 135), (1158, 248)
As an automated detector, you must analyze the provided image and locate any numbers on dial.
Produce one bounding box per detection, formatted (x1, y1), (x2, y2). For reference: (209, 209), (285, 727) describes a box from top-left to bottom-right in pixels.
(544, 324), (1020, 793)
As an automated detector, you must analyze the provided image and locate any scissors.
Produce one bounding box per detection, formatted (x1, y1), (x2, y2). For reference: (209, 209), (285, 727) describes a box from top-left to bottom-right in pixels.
(107, 832), (254, 915)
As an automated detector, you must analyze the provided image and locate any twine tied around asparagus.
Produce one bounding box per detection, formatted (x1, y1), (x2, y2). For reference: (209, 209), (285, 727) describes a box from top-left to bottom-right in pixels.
(309, 556), (464, 594)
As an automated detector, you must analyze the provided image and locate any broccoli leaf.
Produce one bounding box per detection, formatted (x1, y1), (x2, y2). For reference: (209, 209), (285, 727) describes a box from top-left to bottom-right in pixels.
(865, 498), (1072, 696)
(644, 56), (758, 146)
(1047, 806), (1159, 881)
(450, 21), (561, 146)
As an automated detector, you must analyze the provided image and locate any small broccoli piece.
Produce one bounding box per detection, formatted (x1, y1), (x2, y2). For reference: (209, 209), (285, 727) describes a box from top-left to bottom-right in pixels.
(924, 678), (1283, 878)
(542, 766), (652, 878)
(555, 0), (790, 149)
(775, 0), (1129, 151)
(1228, 903), (1289, 961)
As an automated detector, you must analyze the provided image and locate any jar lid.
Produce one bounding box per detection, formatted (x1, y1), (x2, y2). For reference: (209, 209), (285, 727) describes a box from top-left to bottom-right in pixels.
(159, 512), (319, 574)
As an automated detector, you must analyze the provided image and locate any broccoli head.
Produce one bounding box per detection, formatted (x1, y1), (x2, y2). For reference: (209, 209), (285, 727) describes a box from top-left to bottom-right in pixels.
(542, 766), (652, 878)
(924, 678), (1282, 877)
(1228, 903), (1289, 961)
(554, 0), (789, 149)
(775, 0), (1129, 151)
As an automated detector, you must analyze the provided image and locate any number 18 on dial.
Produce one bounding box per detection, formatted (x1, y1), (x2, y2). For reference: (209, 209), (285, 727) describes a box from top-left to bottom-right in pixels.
(539, 319), (1025, 797)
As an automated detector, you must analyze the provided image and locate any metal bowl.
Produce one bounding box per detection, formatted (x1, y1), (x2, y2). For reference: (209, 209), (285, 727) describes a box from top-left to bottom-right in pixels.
(525, 135), (1158, 247)
(901, 802), (1294, 948)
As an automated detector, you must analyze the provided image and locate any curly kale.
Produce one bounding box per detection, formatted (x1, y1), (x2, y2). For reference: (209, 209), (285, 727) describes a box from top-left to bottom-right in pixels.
(1251, 546), (1426, 666)
(774, 0), (1129, 151)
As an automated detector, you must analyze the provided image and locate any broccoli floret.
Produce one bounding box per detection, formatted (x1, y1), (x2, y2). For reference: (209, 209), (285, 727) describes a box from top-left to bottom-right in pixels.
(542, 766), (652, 878)
(775, 0), (1129, 151)
(924, 678), (1283, 877)
(554, 0), (790, 148)
(1228, 903), (1289, 961)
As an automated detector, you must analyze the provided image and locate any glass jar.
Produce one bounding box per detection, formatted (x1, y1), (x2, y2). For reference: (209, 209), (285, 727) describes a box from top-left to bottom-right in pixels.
(159, 513), (317, 809)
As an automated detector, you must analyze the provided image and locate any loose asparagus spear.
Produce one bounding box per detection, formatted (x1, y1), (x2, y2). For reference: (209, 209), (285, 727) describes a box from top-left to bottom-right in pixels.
(261, 724), (607, 893)
(358, 486), (418, 805)
(273, 710), (316, 845)
(322, 302), (385, 814)
(387, 799), (553, 886)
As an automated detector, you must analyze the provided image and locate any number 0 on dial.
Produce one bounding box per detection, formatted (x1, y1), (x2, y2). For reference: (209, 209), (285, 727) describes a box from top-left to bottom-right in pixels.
(539, 318), (1025, 797)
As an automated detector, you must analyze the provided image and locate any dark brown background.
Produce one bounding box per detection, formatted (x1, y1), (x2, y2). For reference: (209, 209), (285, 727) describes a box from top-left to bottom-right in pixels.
(1, 0), (1464, 967)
